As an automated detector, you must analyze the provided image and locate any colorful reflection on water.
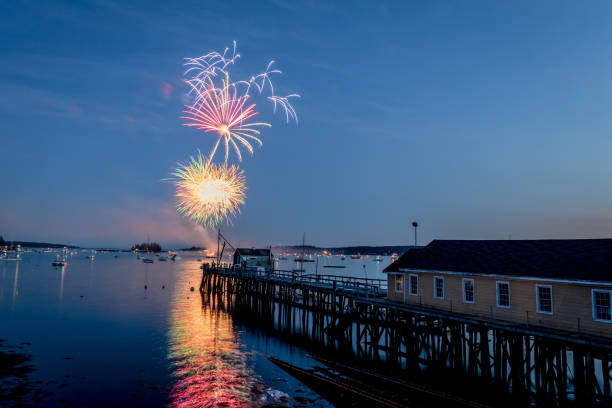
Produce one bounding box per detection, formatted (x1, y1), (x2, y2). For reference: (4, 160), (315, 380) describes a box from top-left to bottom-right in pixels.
(167, 261), (265, 408)
(169, 293), (255, 407)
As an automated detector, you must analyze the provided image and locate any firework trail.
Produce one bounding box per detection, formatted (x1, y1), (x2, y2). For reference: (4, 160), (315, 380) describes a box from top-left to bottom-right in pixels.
(182, 42), (299, 164)
(181, 73), (271, 164)
(172, 153), (246, 228)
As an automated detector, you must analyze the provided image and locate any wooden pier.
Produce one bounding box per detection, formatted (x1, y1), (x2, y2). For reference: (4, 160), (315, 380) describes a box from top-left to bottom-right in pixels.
(200, 265), (612, 407)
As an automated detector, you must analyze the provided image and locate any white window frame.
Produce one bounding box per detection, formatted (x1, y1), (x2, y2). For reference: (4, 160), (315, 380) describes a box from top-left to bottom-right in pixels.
(408, 274), (419, 296)
(462, 278), (475, 304)
(592, 289), (612, 323)
(536, 284), (553, 315)
(433, 276), (444, 300)
(496, 281), (511, 309)
(395, 274), (404, 293)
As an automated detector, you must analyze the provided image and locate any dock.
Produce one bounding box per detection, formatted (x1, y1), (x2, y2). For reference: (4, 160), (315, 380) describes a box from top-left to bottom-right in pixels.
(200, 264), (612, 406)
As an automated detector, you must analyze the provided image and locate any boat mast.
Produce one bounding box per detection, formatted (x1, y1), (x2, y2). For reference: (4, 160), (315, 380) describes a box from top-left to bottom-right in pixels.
(301, 232), (305, 277)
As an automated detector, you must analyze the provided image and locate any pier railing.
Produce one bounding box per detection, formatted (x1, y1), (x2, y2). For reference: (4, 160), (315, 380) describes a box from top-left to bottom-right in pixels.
(205, 265), (387, 296)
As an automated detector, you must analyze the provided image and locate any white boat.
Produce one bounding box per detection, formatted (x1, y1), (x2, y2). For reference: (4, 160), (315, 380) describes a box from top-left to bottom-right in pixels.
(0, 255), (20, 261)
(1, 246), (21, 261)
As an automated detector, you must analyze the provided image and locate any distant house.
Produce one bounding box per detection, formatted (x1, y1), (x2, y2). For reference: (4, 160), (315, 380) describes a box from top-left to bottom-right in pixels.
(233, 248), (273, 273)
(384, 239), (612, 337)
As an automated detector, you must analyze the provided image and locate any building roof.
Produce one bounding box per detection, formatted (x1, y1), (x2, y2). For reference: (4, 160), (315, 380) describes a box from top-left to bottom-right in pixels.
(384, 239), (612, 283)
(234, 248), (271, 257)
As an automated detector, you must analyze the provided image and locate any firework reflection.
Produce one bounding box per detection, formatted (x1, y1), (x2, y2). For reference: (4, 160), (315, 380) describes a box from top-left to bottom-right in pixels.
(168, 272), (256, 407)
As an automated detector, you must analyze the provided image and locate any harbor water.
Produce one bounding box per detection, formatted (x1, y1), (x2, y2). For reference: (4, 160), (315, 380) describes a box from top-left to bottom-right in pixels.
(0, 251), (353, 407)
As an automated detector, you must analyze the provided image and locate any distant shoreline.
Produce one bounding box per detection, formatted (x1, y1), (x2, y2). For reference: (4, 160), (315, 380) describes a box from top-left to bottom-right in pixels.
(6, 241), (80, 249)
(274, 245), (417, 256)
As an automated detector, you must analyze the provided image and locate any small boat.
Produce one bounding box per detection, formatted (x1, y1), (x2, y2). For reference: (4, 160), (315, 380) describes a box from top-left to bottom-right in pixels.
(350, 254), (361, 259)
(143, 258), (154, 263)
(373, 256), (382, 262)
(294, 257), (315, 263)
(52, 255), (66, 267)
(340, 256), (346, 260)
(0, 253), (21, 261)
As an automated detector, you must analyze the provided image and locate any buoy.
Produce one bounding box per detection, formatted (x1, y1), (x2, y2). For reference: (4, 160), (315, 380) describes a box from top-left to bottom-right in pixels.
(162, 285), (165, 289)
(144, 285), (148, 289)
(190, 286), (195, 292)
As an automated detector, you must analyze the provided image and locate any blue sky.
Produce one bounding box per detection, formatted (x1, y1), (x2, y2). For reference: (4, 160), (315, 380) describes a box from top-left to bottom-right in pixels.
(1, 0), (612, 248)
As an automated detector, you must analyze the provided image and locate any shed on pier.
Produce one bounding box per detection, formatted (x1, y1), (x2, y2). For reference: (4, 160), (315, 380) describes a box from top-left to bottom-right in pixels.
(384, 239), (612, 337)
(233, 248), (274, 273)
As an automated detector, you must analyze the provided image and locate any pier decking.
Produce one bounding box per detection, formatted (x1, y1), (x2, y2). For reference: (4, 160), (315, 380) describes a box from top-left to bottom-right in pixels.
(200, 265), (612, 407)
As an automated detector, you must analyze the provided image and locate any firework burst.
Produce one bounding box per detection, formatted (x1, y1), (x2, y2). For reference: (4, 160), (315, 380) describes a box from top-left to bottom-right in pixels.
(182, 43), (299, 164)
(173, 154), (246, 228)
(181, 73), (271, 164)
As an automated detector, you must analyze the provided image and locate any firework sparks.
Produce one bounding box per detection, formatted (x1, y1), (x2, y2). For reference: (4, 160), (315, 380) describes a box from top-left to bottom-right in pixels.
(173, 154), (246, 228)
(182, 73), (271, 164)
(183, 41), (240, 86)
(182, 43), (299, 165)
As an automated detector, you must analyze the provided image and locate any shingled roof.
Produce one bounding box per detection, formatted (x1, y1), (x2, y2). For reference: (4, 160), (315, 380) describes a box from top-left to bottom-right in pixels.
(384, 239), (612, 283)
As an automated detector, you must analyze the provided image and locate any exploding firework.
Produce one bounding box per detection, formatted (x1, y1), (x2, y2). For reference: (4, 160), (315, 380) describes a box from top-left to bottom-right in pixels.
(173, 154), (246, 228)
(181, 73), (271, 164)
(182, 43), (299, 164)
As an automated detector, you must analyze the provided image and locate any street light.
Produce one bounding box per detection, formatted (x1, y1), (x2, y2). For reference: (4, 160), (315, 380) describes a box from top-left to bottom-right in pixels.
(412, 221), (418, 247)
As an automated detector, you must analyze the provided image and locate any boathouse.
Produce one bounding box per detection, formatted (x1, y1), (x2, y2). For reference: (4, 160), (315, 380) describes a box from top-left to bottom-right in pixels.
(233, 248), (273, 273)
(384, 239), (612, 337)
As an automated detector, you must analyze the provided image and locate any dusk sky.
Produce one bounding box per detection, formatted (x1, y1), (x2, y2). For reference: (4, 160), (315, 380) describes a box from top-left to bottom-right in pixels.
(1, 0), (612, 249)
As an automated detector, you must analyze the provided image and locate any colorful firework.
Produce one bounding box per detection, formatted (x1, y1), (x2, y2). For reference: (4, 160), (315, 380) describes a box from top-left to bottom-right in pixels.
(173, 154), (246, 228)
(182, 43), (299, 164)
(181, 73), (271, 164)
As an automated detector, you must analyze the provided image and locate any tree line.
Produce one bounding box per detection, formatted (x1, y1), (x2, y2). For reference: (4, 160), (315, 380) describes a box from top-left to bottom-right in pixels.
(131, 242), (162, 252)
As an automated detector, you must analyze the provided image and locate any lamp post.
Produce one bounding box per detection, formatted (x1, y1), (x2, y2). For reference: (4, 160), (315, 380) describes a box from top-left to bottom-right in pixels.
(412, 221), (418, 247)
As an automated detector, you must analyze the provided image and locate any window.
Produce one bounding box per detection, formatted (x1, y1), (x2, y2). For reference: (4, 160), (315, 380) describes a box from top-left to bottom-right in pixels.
(434, 276), (444, 299)
(395, 275), (404, 293)
(496, 281), (510, 308)
(409, 274), (418, 296)
(536, 285), (553, 314)
(463, 278), (474, 303)
(592, 289), (611, 322)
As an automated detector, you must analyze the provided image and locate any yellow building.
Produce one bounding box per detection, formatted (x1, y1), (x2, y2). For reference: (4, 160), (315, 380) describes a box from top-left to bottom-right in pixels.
(385, 239), (612, 337)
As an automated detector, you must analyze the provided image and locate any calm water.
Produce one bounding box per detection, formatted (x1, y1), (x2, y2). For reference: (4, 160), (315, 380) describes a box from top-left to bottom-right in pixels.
(274, 253), (393, 282)
(0, 251), (344, 407)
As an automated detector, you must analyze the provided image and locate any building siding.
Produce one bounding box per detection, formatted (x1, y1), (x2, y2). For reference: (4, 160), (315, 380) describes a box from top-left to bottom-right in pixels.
(387, 272), (612, 337)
